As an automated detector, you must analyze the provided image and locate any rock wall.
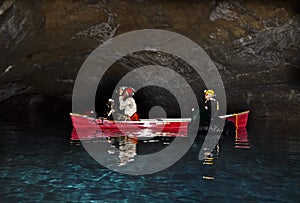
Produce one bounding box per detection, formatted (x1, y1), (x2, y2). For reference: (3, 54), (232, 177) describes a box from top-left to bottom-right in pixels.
(0, 0), (299, 121)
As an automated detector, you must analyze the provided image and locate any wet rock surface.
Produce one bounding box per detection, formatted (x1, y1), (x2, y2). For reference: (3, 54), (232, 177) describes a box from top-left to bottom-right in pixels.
(0, 0), (299, 121)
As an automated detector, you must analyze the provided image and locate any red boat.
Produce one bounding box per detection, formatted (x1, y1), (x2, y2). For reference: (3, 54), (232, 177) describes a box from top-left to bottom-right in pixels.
(70, 113), (191, 140)
(219, 110), (249, 128)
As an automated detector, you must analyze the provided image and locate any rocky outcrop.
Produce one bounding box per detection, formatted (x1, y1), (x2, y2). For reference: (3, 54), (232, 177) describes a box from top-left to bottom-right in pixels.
(0, 0), (299, 121)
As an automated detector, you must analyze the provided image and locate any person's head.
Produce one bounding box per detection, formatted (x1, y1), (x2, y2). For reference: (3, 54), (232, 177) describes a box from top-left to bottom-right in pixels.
(204, 89), (215, 100)
(125, 87), (134, 97)
(118, 86), (135, 98)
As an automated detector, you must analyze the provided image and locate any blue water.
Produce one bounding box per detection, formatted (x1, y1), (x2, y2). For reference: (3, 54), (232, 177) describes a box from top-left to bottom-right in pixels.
(0, 120), (299, 202)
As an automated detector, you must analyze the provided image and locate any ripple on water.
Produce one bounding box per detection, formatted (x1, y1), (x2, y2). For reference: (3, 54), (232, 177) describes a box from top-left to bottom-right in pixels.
(0, 122), (299, 202)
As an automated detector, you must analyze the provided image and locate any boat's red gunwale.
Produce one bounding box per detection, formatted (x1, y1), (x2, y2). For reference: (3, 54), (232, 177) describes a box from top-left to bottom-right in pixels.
(220, 110), (249, 128)
(70, 113), (191, 140)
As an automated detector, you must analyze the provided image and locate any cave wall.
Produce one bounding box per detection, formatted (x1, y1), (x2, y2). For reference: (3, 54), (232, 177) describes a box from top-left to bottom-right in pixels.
(0, 0), (299, 121)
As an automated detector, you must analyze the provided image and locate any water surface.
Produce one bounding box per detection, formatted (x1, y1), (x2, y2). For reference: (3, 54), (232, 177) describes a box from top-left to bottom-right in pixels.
(0, 120), (299, 202)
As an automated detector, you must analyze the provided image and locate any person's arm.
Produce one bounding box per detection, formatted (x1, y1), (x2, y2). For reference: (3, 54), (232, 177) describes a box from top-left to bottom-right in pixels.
(119, 96), (125, 110)
(107, 109), (114, 117)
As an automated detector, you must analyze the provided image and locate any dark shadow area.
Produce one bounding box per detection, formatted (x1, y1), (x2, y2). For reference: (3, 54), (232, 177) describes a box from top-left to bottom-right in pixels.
(0, 94), (72, 128)
(95, 50), (206, 118)
(134, 86), (181, 118)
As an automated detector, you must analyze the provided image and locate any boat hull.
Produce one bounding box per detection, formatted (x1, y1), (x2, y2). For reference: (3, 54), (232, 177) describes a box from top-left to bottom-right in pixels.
(70, 114), (191, 140)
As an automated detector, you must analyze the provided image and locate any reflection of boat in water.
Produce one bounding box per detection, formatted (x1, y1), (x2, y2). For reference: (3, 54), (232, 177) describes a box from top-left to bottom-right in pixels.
(202, 111), (250, 168)
(70, 113), (191, 140)
(220, 110), (249, 128)
(219, 111), (250, 149)
(234, 127), (250, 149)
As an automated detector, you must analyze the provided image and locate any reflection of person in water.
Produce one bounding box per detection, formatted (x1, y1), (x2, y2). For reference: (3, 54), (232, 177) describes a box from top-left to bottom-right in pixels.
(118, 137), (138, 166)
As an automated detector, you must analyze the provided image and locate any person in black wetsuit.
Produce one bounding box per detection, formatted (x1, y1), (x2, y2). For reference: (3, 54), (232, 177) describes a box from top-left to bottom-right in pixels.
(204, 89), (219, 120)
(190, 89), (220, 132)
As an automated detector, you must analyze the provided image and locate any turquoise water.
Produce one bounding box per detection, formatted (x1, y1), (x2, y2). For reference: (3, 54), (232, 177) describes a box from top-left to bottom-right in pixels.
(0, 121), (299, 202)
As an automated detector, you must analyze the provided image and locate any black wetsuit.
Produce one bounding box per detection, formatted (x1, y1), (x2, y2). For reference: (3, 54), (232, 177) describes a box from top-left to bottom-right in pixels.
(204, 98), (219, 120)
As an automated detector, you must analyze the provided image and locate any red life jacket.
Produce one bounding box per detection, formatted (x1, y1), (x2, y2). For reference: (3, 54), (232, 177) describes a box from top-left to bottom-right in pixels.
(130, 112), (139, 121)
